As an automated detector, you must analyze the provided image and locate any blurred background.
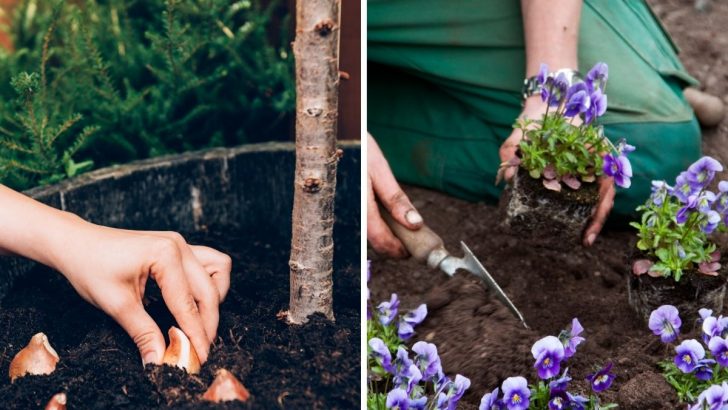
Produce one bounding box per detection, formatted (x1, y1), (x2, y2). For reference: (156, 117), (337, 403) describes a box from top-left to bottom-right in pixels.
(0, 0), (360, 190)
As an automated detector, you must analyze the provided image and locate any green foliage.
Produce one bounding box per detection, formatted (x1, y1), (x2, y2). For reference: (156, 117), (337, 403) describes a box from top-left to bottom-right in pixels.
(0, 0), (294, 189)
(517, 112), (609, 183)
(630, 190), (720, 281)
(660, 360), (728, 404)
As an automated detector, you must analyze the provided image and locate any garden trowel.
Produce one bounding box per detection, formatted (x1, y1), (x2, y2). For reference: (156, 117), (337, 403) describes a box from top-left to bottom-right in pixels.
(381, 209), (529, 329)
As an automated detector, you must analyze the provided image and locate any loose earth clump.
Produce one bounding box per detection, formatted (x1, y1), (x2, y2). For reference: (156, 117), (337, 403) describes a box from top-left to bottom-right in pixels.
(501, 167), (599, 245)
(628, 260), (728, 328)
(0, 228), (359, 409)
(369, 186), (686, 409)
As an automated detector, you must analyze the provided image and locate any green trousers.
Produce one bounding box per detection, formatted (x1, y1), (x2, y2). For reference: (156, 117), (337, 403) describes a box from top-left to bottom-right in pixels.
(368, 0), (702, 215)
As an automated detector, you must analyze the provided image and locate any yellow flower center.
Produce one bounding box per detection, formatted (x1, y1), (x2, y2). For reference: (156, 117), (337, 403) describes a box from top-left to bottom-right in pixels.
(683, 354), (692, 364)
(597, 374), (609, 384)
(543, 358), (551, 366)
(512, 394), (521, 404)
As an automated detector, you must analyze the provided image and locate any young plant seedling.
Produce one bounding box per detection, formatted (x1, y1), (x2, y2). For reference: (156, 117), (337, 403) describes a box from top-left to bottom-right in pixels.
(44, 392), (67, 410)
(162, 327), (201, 374)
(9, 332), (59, 382)
(499, 62), (634, 244)
(202, 369), (251, 403)
(629, 156), (728, 323)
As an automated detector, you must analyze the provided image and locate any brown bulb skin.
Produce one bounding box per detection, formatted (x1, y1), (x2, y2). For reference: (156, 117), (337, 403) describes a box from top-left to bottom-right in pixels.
(9, 332), (60, 382)
(202, 369), (251, 403)
(162, 326), (201, 374)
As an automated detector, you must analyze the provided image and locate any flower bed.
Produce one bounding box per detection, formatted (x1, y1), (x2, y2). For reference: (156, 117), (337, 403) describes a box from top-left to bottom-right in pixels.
(369, 185), (683, 409)
(0, 142), (361, 409)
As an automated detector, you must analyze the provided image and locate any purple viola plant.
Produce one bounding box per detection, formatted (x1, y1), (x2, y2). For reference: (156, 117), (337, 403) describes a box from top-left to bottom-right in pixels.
(478, 319), (617, 410)
(631, 156), (728, 281)
(649, 305), (728, 404)
(558, 318), (585, 359)
(532, 336), (566, 379)
(499, 61), (635, 194)
(648, 305), (682, 343)
(367, 262), (472, 410)
(586, 362), (616, 393)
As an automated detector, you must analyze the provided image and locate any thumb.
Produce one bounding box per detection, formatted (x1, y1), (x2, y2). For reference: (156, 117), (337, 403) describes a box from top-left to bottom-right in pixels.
(114, 301), (166, 366)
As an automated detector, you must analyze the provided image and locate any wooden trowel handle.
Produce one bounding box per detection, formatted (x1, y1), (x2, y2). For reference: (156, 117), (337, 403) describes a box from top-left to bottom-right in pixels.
(379, 205), (447, 264)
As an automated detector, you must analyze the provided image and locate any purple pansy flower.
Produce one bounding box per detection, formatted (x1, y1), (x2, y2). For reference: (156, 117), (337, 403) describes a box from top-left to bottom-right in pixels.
(548, 394), (568, 410)
(559, 318), (585, 359)
(584, 88), (607, 124)
(412, 341), (442, 381)
(479, 387), (501, 410)
(532, 336), (565, 379)
(542, 73), (569, 107)
(409, 395), (427, 410)
(398, 321), (415, 340)
(501, 376), (530, 410)
(716, 181), (728, 214)
(603, 152), (632, 188)
(586, 362), (615, 392)
(567, 393), (589, 410)
(674, 339), (705, 373)
(564, 82), (590, 117)
(703, 210), (722, 234)
(404, 304), (428, 326)
(537, 64), (548, 86)
(549, 368), (572, 395)
(586, 62), (608, 91)
(369, 338), (393, 372)
(688, 156), (723, 188)
(386, 388), (409, 410)
(690, 383), (728, 410)
(650, 181), (672, 206)
(377, 293), (399, 326)
(703, 315), (728, 343)
(695, 359), (717, 381)
(674, 171), (700, 203)
(435, 375), (471, 410)
(648, 305), (681, 343)
(708, 337), (728, 367)
(676, 194), (699, 224)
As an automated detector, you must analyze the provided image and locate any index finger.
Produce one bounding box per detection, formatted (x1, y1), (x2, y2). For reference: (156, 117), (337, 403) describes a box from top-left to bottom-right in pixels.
(150, 242), (211, 362)
(584, 179), (616, 246)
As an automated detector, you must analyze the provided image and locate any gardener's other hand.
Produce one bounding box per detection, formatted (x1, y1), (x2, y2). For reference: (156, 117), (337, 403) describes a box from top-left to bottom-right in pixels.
(54, 221), (231, 366)
(367, 133), (423, 258)
(584, 177), (615, 247)
(498, 96), (553, 181)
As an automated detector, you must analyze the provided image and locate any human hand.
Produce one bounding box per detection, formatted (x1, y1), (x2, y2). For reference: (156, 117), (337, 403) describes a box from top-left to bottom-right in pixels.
(498, 96), (553, 181)
(367, 133), (423, 258)
(584, 176), (615, 247)
(52, 220), (231, 366)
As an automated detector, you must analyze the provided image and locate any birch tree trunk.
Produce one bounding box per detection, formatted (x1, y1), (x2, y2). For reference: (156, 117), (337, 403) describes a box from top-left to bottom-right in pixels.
(287, 0), (341, 324)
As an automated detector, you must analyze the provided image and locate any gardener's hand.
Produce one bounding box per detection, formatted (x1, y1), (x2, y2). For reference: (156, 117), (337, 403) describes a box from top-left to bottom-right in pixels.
(584, 177), (615, 247)
(0, 185), (232, 367)
(367, 133), (424, 258)
(52, 223), (231, 366)
(498, 96), (552, 181)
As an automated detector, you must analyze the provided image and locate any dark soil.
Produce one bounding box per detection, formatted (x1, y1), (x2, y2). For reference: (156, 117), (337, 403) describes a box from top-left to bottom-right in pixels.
(0, 227), (360, 409)
(369, 186), (695, 410)
(628, 261), (727, 327)
(646, 0), (728, 161)
(370, 3), (728, 409)
(502, 168), (599, 245)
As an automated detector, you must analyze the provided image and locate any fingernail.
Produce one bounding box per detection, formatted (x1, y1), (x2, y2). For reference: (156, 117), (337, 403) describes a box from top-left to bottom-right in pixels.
(405, 210), (423, 225)
(586, 233), (596, 246)
(142, 351), (157, 366)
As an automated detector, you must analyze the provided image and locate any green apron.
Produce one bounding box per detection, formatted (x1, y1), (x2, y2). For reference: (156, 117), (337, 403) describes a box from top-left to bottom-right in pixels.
(368, 0), (701, 215)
